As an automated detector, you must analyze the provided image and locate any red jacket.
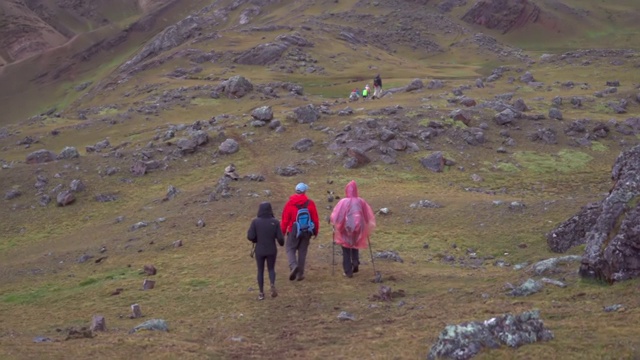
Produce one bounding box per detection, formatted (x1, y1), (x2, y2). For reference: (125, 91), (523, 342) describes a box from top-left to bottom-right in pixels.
(281, 193), (320, 236)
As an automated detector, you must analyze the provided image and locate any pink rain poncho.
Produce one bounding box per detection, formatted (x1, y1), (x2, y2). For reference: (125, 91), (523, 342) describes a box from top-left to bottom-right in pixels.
(330, 180), (376, 249)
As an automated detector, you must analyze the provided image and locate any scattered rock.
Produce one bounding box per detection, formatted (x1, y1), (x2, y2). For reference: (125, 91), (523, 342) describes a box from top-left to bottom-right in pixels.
(142, 279), (155, 290)
(410, 200), (442, 208)
(540, 277), (567, 288)
(165, 185), (179, 200)
(337, 311), (356, 321)
(143, 265), (157, 276)
(603, 304), (624, 312)
(129, 319), (168, 334)
(427, 310), (554, 360)
(4, 189), (21, 200)
(292, 138), (313, 152)
(529, 255), (582, 275)
(252, 106), (273, 121)
(26, 149), (57, 164)
(291, 104), (320, 124)
(131, 304), (143, 319)
(57, 147), (80, 160)
(90, 315), (106, 332)
(374, 250), (403, 263)
(275, 165), (303, 177)
(69, 179), (85, 192)
(219, 139), (240, 155)
(56, 191), (75, 206)
(508, 278), (542, 297)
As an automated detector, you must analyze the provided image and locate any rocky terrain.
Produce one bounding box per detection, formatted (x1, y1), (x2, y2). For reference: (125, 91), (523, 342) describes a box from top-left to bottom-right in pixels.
(1, 0), (640, 359)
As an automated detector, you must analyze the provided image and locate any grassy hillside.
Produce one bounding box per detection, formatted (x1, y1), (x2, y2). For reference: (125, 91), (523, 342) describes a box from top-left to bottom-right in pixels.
(1, 0), (640, 359)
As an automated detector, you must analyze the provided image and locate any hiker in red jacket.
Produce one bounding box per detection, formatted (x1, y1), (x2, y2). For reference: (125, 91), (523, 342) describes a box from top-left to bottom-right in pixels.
(281, 183), (320, 281)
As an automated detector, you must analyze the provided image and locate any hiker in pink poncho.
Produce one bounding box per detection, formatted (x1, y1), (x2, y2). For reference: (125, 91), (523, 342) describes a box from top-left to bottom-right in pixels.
(330, 180), (376, 278)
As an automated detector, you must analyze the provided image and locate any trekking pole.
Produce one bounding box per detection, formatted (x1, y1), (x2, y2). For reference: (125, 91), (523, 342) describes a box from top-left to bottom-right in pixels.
(367, 236), (377, 276)
(331, 227), (336, 276)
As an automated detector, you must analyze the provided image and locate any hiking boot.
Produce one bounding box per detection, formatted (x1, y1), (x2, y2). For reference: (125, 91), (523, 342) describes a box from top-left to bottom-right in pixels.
(270, 285), (278, 298)
(342, 272), (353, 278)
(353, 265), (359, 274)
(296, 274), (305, 281)
(258, 293), (265, 301)
(289, 266), (298, 281)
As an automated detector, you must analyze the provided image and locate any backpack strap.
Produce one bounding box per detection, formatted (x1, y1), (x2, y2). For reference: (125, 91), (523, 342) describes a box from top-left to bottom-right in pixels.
(296, 200), (310, 209)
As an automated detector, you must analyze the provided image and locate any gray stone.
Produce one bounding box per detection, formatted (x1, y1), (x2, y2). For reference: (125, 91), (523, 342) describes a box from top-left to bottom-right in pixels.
(5, 189), (21, 200)
(69, 179), (85, 192)
(292, 138), (313, 152)
(251, 106), (273, 121)
(508, 278), (542, 297)
(90, 315), (106, 332)
(57, 147), (79, 160)
(540, 277), (567, 288)
(427, 310), (554, 360)
(219, 139), (240, 155)
(374, 250), (403, 263)
(221, 75), (254, 98)
(292, 104), (320, 124)
(529, 256), (582, 275)
(165, 185), (179, 200)
(406, 79), (424, 92)
(494, 109), (516, 126)
(275, 166), (303, 177)
(410, 200), (442, 209)
(420, 152), (446, 172)
(26, 149), (57, 164)
(129, 319), (168, 334)
(548, 108), (563, 120)
(56, 190), (75, 206)
(337, 311), (356, 321)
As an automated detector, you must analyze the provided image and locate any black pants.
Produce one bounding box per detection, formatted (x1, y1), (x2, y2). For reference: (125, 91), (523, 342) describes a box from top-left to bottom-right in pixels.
(342, 246), (360, 276)
(256, 254), (276, 293)
(286, 232), (311, 277)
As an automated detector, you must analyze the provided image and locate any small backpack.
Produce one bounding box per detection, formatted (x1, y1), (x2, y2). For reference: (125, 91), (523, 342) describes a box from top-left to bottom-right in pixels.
(342, 204), (363, 247)
(294, 200), (315, 239)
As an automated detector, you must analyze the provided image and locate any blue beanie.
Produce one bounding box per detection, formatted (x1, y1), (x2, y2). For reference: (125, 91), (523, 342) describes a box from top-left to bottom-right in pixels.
(295, 183), (308, 193)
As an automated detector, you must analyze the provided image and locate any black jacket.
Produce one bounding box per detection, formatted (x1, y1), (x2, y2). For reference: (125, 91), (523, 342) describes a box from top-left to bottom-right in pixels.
(374, 75), (382, 87)
(247, 202), (285, 256)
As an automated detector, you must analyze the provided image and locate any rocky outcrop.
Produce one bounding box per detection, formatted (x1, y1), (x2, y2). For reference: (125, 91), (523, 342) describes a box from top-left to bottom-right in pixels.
(235, 42), (289, 65)
(461, 0), (541, 34)
(121, 16), (202, 71)
(547, 145), (640, 283)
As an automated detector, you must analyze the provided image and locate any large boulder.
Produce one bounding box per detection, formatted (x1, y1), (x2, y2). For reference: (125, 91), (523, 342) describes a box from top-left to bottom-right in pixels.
(548, 145), (640, 282)
(220, 76), (254, 98)
(57, 147), (80, 159)
(291, 104), (320, 124)
(252, 106), (273, 121)
(26, 149), (57, 164)
(219, 139), (240, 155)
(427, 310), (553, 360)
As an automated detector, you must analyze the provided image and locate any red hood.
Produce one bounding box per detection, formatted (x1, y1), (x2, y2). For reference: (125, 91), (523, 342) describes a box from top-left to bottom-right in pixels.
(287, 193), (309, 206)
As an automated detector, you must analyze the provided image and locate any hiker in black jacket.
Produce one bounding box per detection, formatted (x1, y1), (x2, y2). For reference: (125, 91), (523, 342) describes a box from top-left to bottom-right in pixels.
(248, 202), (285, 300)
(373, 74), (382, 99)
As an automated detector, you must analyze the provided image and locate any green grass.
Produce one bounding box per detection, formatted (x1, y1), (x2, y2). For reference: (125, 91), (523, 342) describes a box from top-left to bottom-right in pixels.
(514, 150), (593, 174)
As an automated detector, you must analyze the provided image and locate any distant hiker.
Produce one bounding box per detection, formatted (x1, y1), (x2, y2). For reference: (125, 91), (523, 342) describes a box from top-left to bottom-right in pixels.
(281, 182), (320, 281)
(373, 74), (382, 99)
(349, 88), (359, 102)
(362, 85), (370, 99)
(330, 180), (376, 278)
(248, 202), (285, 300)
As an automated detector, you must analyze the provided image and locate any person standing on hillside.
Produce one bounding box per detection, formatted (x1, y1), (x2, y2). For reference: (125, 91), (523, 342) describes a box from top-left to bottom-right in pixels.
(281, 183), (320, 281)
(248, 202), (285, 300)
(330, 180), (376, 278)
(362, 84), (370, 99)
(373, 74), (382, 99)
